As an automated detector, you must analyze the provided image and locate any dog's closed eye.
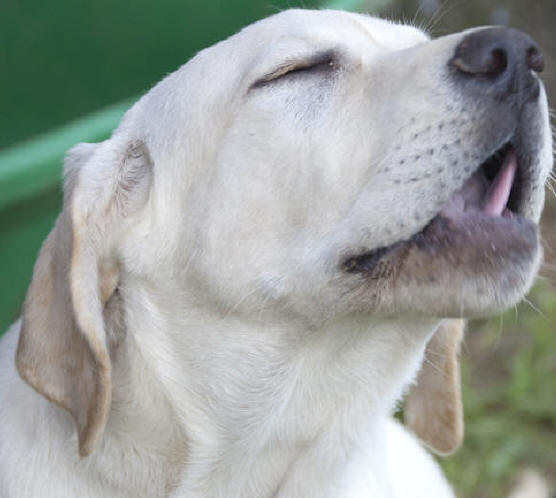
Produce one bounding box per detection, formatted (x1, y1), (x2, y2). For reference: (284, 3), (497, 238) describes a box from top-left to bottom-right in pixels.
(252, 49), (337, 87)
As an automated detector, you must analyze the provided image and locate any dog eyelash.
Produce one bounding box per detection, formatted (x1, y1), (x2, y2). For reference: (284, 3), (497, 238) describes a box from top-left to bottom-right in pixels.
(252, 51), (337, 88)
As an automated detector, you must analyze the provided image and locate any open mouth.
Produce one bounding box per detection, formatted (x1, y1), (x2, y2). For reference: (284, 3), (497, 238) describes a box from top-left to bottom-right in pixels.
(344, 142), (533, 274)
(440, 142), (520, 220)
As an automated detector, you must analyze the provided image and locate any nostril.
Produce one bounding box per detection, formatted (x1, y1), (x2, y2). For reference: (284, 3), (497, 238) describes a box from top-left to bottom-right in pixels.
(526, 46), (544, 73)
(451, 37), (509, 78)
(451, 46), (508, 77)
(488, 48), (508, 76)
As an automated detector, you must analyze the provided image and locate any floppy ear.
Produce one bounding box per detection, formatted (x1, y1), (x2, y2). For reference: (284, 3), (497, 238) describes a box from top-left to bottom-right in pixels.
(16, 138), (153, 457)
(404, 319), (465, 455)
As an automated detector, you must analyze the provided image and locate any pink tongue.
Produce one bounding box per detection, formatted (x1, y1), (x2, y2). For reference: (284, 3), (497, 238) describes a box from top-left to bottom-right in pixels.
(483, 149), (517, 217)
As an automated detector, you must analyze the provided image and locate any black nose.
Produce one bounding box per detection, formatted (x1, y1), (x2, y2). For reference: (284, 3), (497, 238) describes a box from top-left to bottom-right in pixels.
(450, 27), (543, 105)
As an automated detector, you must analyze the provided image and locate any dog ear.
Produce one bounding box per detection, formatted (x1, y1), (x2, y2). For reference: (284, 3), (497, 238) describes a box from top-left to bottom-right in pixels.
(16, 137), (153, 457)
(404, 319), (465, 455)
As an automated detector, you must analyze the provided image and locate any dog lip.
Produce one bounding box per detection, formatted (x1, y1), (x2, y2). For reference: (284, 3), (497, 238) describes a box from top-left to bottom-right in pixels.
(343, 146), (535, 276)
(343, 208), (537, 276)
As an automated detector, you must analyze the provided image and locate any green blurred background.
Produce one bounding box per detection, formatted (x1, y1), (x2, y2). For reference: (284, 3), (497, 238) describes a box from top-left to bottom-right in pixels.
(1, 0), (555, 496)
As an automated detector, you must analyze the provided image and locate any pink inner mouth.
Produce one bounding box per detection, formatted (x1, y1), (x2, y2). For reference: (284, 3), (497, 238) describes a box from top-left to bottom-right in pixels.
(440, 146), (517, 220)
(483, 149), (517, 216)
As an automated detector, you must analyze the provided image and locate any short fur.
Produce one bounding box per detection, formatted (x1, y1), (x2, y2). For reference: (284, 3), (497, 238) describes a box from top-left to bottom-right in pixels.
(0, 9), (551, 498)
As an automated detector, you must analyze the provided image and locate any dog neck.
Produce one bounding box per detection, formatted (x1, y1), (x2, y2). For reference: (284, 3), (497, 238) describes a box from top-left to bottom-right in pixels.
(106, 284), (439, 497)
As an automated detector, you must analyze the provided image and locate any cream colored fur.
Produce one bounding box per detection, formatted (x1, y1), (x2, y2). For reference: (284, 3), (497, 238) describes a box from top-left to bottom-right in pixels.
(405, 320), (464, 455)
(0, 9), (551, 498)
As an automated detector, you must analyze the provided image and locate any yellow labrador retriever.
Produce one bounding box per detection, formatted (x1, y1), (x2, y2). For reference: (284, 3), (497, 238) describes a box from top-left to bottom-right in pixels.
(0, 9), (551, 498)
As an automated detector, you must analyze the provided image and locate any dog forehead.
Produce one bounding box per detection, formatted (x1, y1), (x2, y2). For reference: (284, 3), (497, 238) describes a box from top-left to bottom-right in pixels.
(352, 13), (430, 49)
(252, 9), (427, 43)
(131, 9), (430, 165)
(232, 9), (429, 70)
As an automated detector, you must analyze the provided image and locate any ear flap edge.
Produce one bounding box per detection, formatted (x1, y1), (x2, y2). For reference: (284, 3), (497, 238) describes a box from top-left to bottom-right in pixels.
(404, 319), (465, 456)
(15, 137), (153, 457)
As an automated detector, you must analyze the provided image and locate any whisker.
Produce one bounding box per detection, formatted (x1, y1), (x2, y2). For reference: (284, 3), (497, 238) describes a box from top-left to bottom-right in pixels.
(522, 296), (546, 318)
(422, 356), (451, 381)
(425, 0), (464, 36)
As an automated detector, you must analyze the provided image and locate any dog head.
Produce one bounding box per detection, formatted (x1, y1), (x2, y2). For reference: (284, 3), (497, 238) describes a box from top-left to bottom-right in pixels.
(16, 10), (551, 456)
(107, 10), (550, 323)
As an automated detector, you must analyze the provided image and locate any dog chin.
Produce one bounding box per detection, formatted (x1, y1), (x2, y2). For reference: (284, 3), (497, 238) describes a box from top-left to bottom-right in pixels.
(389, 213), (541, 317)
(344, 204), (541, 319)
